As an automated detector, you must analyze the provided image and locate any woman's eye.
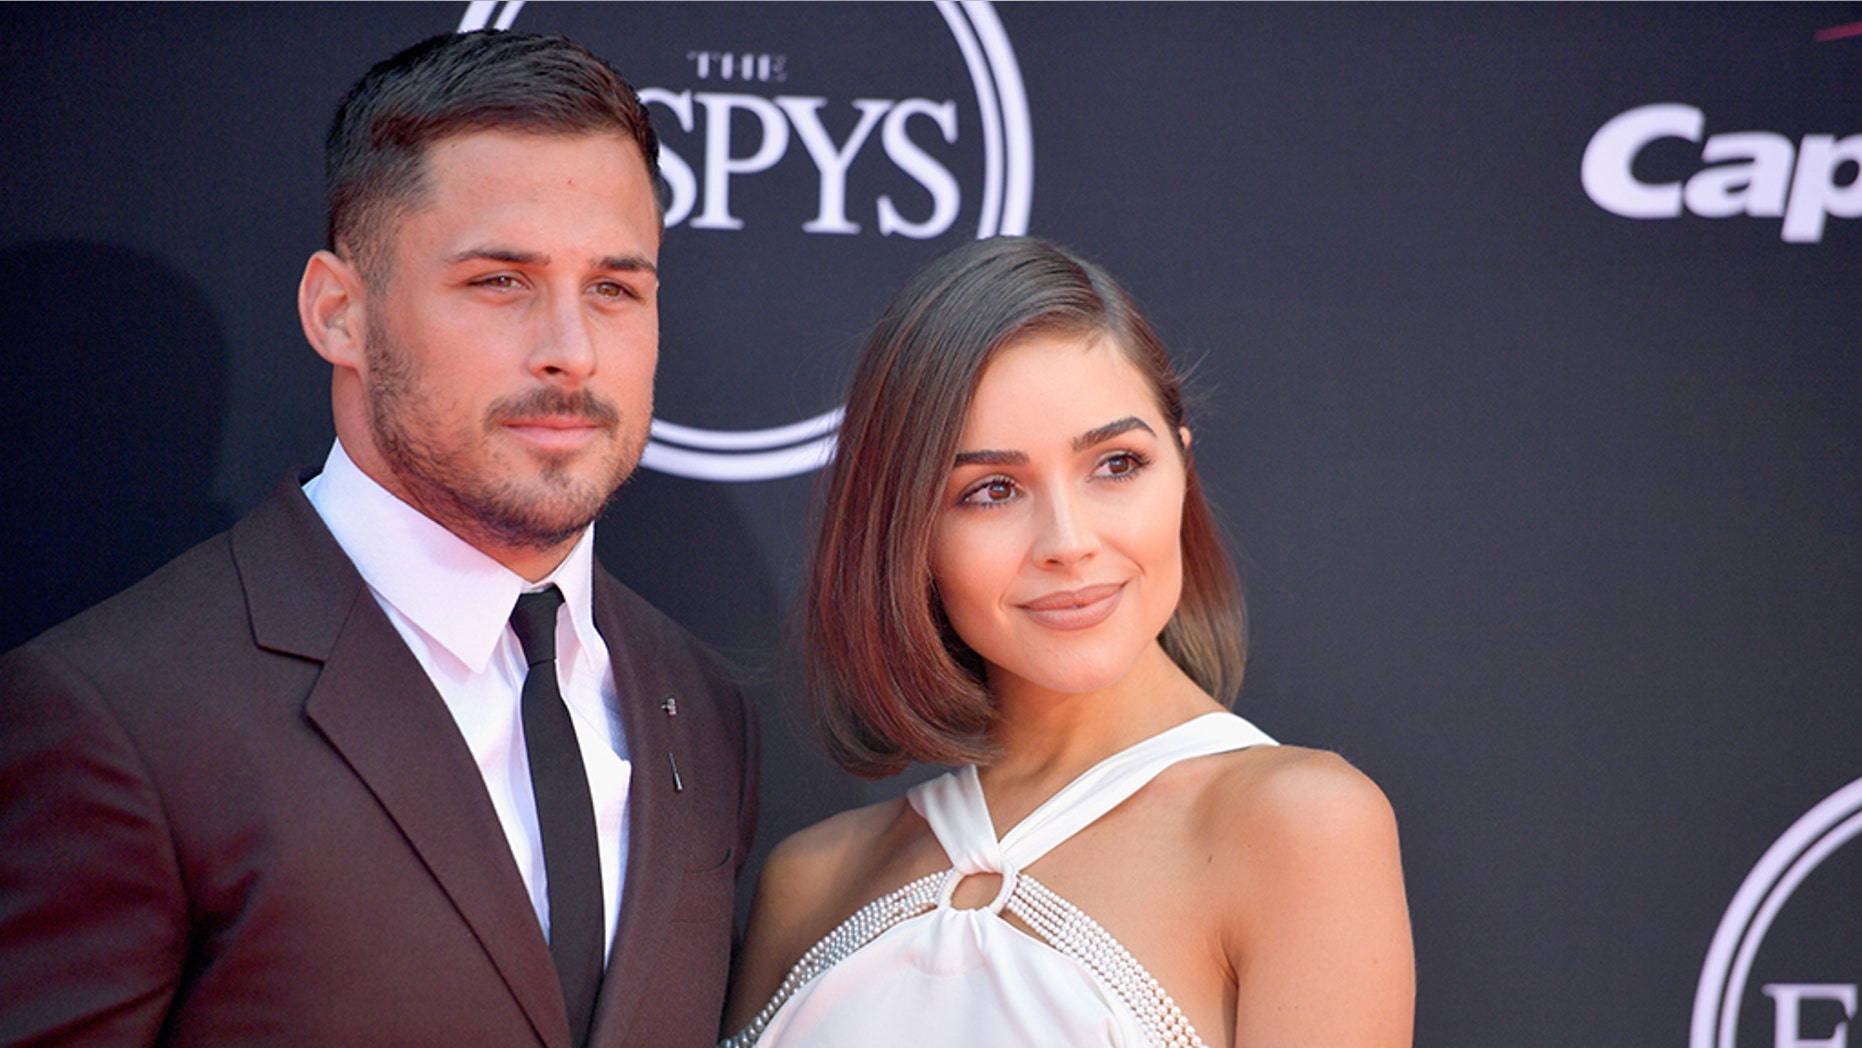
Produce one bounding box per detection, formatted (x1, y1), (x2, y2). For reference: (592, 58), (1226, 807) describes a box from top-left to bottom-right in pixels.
(1098, 452), (1148, 479)
(960, 478), (1017, 506)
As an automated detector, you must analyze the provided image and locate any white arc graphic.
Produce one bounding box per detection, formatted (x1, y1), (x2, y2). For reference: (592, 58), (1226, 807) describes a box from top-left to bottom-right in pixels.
(1691, 775), (1862, 1048)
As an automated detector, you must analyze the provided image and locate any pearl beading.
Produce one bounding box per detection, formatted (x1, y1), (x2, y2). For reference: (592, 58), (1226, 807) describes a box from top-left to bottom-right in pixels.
(720, 871), (944, 1048)
(719, 867), (1205, 1048)
(1005, 874), (1206, 1048)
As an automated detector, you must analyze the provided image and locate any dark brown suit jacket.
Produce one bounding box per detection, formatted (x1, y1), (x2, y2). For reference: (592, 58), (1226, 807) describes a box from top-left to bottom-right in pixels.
(0, 473), (757, 1047)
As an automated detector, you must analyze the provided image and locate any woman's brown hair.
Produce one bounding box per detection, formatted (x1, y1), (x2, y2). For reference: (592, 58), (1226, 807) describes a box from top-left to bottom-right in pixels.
(806, 237), (1246, 778)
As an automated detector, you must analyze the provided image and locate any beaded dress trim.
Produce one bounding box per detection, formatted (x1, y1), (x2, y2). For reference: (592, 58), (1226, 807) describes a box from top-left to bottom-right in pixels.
(722, 714), (1275, 1048)
(720, 866), (1204, 1048)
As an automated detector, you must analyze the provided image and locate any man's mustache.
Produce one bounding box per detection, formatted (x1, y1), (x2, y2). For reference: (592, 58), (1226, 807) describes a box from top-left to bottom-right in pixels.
(487, 387), (622, 428)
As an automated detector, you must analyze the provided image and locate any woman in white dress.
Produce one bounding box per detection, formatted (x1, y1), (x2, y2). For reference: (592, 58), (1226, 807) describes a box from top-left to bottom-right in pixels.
(724, 238), (1413, 1047)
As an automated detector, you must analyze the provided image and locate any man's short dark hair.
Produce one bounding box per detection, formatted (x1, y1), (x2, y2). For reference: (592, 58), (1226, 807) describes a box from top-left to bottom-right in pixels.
(324, 30), (659, 285)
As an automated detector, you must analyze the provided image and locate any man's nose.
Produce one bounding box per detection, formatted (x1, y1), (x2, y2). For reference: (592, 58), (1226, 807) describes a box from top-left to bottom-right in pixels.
(528, 289), (598, 381)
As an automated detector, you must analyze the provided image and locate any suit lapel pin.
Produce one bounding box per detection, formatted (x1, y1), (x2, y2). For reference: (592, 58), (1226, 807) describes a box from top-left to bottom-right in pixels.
(662, 695), (683, 791)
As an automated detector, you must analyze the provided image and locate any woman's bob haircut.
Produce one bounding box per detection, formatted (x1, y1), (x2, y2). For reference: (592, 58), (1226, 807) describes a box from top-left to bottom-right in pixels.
(806, 236), (1246, 778)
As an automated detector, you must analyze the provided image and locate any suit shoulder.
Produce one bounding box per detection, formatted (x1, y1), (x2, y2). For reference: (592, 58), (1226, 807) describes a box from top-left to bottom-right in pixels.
(592, 569), (745, 689)
(595, 571), (704, 646)
(4, 478), (350, 715)
(9, 527), (241, 669)
(8, 473), (333, 666)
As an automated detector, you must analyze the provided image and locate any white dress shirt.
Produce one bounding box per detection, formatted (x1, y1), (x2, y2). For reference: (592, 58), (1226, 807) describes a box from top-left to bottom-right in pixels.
(303, 439), (631, 961)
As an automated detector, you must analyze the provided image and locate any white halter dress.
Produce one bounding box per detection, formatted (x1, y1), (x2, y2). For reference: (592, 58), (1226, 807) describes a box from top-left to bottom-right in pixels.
(723, 712), (1276, 1048)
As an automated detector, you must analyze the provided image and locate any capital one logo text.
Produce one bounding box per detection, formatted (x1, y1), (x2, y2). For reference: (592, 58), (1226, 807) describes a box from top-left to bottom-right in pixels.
(1582, 103), (1861, 242)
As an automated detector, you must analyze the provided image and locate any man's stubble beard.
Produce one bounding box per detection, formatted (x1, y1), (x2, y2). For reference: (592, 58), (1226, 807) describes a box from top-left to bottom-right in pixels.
(363, 320), (646, 554)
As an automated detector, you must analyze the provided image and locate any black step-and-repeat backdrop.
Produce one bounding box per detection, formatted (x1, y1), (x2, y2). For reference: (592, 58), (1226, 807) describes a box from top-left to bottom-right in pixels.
(3, 5), (1858, 1045)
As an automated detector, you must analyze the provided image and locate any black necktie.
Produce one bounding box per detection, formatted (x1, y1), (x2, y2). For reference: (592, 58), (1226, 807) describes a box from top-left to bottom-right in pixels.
(510, 586), (603, 1047)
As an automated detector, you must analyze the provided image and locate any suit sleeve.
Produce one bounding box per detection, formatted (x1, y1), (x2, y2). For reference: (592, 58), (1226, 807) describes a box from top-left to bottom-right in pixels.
(0, 644), (188, 1047)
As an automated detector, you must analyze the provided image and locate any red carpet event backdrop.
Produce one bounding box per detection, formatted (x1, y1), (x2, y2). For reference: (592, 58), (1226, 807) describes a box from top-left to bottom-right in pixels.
(2, 5), (1858, 1045)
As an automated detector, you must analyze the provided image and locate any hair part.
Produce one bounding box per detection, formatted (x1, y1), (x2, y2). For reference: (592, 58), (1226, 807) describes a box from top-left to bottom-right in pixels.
(324, 30), (660, 287)
(807, 236), (1247, 778)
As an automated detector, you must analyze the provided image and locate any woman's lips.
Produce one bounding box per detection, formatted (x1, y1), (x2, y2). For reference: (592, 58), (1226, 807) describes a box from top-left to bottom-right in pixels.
(1017, 582), (1124, 631)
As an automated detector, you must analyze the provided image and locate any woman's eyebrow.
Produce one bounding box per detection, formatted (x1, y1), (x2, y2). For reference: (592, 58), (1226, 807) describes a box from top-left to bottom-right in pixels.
(952, 417), (1156, 467)
(952, 448), (1028, 467)
(1073, 416), (1154, 451)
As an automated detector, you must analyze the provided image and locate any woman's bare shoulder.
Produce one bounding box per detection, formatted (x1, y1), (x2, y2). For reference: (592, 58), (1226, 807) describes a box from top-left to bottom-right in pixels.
(725, 795), (923, 1032)
(1201, 743), (1409, 961)
(1172, 741), (1406, 910)
(1205, 743), (1398, 846)
(1204, 745), (1415, 1044)
(749, 795), (920, 939)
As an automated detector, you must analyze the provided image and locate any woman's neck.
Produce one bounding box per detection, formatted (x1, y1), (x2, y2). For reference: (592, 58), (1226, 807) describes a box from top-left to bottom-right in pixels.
(977, 642), (1222, 830)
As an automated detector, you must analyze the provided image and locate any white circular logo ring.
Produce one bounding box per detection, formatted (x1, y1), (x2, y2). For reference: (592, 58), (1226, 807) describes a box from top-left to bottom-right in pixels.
(1690, 775), (1862, 1048)
(459, 0), (1034, 482)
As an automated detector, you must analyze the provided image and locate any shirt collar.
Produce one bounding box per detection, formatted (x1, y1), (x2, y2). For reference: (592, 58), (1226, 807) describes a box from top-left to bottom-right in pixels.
(303, 439), (601, 676)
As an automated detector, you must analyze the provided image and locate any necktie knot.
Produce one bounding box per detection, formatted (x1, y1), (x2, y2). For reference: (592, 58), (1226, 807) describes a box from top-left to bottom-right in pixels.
(511, 586), (566, 667)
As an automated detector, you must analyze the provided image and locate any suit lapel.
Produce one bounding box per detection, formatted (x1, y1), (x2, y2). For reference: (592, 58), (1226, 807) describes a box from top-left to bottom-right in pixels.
(232, 477), (570, 1048)
(587, 570), (678, 1044)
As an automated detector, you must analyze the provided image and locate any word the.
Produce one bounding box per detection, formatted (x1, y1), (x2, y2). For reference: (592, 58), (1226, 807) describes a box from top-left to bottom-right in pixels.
(686, 51), (787, 83)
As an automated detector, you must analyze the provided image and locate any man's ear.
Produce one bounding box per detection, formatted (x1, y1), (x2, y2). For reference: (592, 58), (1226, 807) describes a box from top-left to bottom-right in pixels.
(299, 250), (366, 369)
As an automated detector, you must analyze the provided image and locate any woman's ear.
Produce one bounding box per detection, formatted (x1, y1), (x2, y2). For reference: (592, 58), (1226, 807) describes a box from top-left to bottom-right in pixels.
(298, 249), (366, 369)
(1179, 426), (1193, 453)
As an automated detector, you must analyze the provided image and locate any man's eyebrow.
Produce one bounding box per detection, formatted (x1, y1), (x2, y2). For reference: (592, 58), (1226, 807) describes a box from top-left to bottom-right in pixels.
(447, 246), (546, 267)
(598, 254), (658, 276)
(1073, 416), (1155, 451)
(444, 247), (658, 277)
(952, 449), (1029, 468)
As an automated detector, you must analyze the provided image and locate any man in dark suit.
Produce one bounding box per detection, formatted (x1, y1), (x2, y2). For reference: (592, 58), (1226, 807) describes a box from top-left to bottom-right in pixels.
(0, 31), (756, 1048)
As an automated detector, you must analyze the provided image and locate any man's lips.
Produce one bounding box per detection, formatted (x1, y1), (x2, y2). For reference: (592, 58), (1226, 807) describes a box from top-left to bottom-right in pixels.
(1017, 582), (1125, 630)
(502, 416), (608, 452)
